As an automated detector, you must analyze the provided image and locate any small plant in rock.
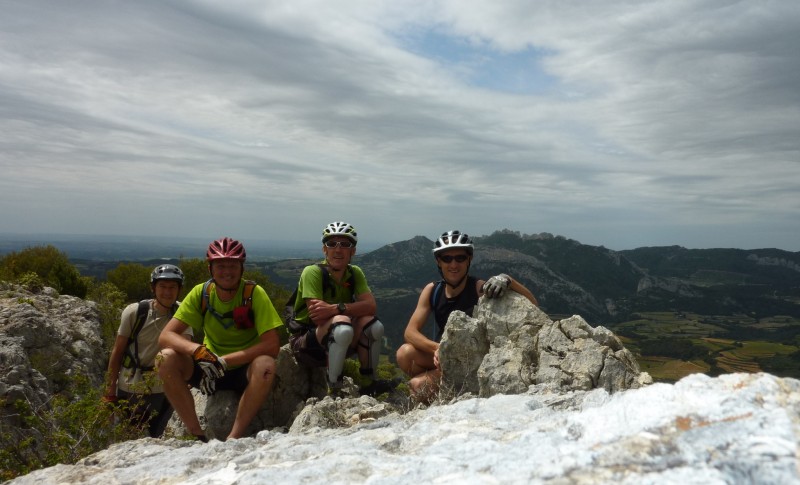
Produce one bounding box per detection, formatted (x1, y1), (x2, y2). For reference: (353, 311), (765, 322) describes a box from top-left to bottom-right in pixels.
(0, 374), (145, 481)
(16, 272), (45, 294)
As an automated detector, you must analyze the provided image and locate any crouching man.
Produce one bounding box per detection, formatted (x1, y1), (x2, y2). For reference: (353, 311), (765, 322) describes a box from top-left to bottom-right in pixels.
(157, 237), (283, 441)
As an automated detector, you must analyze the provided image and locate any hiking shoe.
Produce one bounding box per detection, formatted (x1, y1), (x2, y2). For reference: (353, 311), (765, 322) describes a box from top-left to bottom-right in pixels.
(359, 379), (396, 397)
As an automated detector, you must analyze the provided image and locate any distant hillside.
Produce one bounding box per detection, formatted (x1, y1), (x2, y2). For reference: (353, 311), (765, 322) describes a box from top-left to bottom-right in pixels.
(31, 231), (797, 353)
(261, 231), (800, 351)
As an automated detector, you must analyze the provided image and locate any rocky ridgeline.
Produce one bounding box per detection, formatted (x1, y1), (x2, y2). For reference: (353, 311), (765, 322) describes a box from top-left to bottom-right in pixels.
(4, 284), (800, 483)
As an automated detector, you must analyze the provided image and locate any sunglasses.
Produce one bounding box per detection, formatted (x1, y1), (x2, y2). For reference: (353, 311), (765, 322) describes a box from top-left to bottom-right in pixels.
(438, 254), (469, 263)
(324, 240), (354, 248)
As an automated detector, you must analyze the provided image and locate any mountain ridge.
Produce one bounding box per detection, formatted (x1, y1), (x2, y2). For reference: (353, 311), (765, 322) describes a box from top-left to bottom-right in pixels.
(260, 230), (800, 352)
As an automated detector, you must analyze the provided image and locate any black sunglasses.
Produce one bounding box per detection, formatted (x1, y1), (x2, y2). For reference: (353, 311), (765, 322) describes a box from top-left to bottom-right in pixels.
(324, 240), (354, 248)
(439, 254), (469, 263)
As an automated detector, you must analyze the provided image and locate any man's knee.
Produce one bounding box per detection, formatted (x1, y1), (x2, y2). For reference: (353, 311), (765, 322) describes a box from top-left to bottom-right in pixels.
(329, 323), (354, 347)
(410, 372), (440, 395)
(247, 355), (277, 385)
(157, 348), (191, 381)
(157, 348), (178, 374)
(395, 343), (417, 370)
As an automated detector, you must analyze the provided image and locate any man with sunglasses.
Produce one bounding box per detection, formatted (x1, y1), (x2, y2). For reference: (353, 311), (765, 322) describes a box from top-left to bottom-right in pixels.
(396, 230), (538, 404)
(288, 221), (387, 396)
(157, 237), (283, 441)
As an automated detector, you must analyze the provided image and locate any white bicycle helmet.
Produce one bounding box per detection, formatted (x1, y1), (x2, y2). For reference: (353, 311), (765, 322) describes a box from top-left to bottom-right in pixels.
(433, 230), (474, 255)
(322, 221), (358, 244)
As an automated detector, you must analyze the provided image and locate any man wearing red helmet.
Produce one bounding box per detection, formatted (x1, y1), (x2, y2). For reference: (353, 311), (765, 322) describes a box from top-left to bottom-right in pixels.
(157, 237), (282, 441)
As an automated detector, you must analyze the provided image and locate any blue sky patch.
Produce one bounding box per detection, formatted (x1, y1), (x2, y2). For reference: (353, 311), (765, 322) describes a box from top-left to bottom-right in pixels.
(399, 28), (557, 95)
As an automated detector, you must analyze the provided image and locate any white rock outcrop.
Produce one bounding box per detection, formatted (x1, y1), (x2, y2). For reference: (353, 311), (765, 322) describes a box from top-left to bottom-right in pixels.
(9, 372), (800, 484)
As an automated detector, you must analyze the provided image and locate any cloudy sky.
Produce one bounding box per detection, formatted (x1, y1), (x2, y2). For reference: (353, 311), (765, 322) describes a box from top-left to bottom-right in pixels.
(2, 1), (798, 251)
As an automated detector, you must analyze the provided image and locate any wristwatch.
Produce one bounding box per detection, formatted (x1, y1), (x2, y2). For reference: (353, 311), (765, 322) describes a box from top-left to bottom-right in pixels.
(337, 302), (347, 314)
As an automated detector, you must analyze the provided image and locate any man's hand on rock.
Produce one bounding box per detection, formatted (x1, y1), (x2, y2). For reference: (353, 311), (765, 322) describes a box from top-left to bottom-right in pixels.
(483, 274), (511, 298)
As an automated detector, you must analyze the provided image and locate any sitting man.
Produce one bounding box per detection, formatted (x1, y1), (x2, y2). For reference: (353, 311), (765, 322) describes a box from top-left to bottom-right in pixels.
(103, 264), (190, 437)
(157, 237), (283, 441)
(395, 230), (538, 404)
(287, 221), (388, 396)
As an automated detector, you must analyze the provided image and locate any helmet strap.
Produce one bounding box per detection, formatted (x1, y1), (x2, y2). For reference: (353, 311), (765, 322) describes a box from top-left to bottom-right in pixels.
(153, 297), (171, 314)
(436, 262), (471, 290)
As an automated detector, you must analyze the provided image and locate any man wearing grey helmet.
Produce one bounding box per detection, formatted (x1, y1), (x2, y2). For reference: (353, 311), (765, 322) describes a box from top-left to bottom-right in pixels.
(103, 264), (192, 437)
(396, 230), (538, 404)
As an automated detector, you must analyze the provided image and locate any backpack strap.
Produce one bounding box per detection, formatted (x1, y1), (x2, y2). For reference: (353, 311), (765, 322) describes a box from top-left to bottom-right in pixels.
(200, 279), (214, 315)
(123, 300), (151, 369)
(283, 264), (355, 334)
(429, 280), (445, 341)
(201, 279), (257, 325)
(317, 263), (356, 302)
(317, 263), (331, 296)
(429, 280), (444, 309)
(241, 280), (256, 307)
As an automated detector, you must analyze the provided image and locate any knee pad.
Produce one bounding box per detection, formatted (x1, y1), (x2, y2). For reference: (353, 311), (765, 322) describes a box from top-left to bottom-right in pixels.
(359, 318), (384, 378)
(327, 324), (354, 385)
(363, 318), (384, 341)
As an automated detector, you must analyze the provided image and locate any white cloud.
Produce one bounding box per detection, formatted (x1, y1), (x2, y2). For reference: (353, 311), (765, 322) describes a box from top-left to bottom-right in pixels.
(0, 0), (798, 250)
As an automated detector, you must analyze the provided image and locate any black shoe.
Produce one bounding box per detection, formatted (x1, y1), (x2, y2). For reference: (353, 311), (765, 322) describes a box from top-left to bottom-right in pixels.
(359, 379), (396, 397)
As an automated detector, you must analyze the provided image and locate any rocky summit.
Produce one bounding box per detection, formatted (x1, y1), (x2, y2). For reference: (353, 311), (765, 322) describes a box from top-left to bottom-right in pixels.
(3, 284), (800, 483)
(8, 372), (800, 484)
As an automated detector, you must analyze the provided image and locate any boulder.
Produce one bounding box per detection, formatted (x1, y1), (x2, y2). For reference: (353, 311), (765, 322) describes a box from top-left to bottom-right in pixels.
(0, 283), (105, 429)
(440, 292), (651, 397)
(288, 392), (399, 434)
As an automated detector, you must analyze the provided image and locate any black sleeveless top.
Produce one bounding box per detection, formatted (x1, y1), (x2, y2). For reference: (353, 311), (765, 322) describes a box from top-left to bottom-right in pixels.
(432, 276), (479, 342)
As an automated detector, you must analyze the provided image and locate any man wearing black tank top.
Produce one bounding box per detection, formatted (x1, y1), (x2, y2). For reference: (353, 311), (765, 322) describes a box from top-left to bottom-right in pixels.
(395, 230), (538, 404)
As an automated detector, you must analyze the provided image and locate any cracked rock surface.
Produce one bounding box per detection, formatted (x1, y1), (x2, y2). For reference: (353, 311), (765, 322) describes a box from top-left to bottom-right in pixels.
(440, 292), (651, 397)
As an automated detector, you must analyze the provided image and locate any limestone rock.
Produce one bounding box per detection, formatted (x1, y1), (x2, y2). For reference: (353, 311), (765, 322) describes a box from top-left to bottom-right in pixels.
(440, 292), (650, 397)
(9, 373), (800, 484)
(288, 391), (399, 434)
(0, 283), (105, 428)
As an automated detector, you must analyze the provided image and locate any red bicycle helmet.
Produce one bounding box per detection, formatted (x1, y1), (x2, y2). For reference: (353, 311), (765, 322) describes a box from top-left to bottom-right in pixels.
(206, 237), (246, 261)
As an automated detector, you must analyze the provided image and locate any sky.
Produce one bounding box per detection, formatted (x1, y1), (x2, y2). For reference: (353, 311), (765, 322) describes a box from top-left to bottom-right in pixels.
(1, 1), (799, 252)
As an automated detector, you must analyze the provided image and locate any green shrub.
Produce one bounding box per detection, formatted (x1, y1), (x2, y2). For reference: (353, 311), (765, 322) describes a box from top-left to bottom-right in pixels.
(87, 281), (127, 351)
(16, 272), (45, 294)
(0, 375), (145, 481)
(0, 245), (87, 297)
(106, 262), (151, 302)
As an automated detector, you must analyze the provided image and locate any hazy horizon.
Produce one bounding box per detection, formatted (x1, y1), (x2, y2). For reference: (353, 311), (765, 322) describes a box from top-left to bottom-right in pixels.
(1, 231), (797, 263)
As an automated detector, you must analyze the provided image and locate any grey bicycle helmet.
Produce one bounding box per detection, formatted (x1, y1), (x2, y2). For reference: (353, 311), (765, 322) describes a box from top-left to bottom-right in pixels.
(322, 221), (358, 244)
(433, 230), (474, 255)
(150, 264), (185, 286)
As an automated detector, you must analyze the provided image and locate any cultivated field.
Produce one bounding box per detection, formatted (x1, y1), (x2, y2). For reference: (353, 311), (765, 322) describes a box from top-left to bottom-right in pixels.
(613, 312), (800, 382)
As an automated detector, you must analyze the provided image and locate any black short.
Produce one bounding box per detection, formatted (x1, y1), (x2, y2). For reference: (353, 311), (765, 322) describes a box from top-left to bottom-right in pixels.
(188, 362), (250, 394)
(290, 329), (328, 368)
